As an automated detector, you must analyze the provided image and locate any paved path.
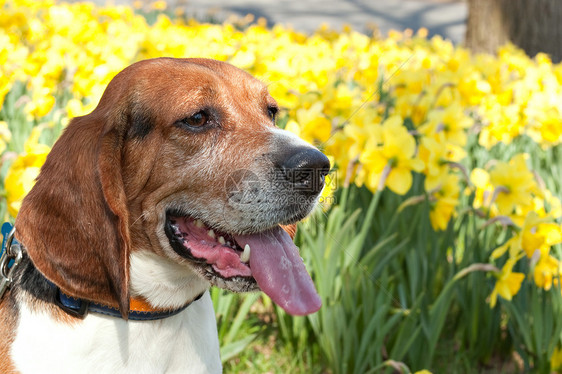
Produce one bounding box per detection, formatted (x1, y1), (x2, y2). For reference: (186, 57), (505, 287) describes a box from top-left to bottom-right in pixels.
(71, 0), (467, 43)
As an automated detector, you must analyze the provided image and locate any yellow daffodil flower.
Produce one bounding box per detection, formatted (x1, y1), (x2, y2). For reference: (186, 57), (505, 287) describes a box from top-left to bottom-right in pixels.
(491, 211), (562, 260)
(359, 115), (423, 195)
(428, 173), (460, 231)
(5, 127), (51, 217)
(489, 258), (525, 308)
(295, 102), (332, 144)
(533, 254), (560, 291)
(418, 135), (449, 191)
(420, 102), (473, 147)
(489, 154), (539, 218)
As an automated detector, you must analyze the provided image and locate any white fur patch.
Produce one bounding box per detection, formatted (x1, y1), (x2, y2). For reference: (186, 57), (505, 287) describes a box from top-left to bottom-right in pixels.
(11, 292), (222, 374)
(130, 250), (210, 310)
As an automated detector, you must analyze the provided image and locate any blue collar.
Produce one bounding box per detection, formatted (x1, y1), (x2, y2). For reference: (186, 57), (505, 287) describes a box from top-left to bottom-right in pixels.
(53, 286), (203, 321)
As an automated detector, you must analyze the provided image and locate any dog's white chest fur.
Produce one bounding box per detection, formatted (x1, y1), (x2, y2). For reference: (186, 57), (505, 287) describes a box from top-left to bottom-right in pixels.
(11, 292), (222, 374)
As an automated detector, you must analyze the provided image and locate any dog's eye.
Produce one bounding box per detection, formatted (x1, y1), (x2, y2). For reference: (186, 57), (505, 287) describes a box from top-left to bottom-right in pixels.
(183, 110), (209, 128)
(176, 110), (209, 130)
(267, 106), (278, 122)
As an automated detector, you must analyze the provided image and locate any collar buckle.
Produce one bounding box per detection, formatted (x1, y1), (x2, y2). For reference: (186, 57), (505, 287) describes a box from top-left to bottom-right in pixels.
(0, 223), (23, 299)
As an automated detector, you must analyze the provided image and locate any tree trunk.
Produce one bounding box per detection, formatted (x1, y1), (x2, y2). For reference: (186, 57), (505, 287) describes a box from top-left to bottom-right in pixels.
(465, 0), (562, 62)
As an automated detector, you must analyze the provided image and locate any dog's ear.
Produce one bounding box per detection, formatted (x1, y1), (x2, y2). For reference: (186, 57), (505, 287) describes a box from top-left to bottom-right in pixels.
(97, 124), (132, 318)
(281, 224), (297, 239)
(16, 112), (131, 318)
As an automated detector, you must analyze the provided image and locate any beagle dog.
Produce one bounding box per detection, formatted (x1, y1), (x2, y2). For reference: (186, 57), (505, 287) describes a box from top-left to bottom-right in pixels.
(0, 58), (329, 373)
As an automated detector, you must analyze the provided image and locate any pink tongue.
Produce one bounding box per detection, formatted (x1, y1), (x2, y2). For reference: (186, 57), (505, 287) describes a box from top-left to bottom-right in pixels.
(233, 227), (321, 316)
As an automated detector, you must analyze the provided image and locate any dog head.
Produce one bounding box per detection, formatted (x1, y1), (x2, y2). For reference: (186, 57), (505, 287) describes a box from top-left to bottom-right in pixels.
(15, 58), (330, 317)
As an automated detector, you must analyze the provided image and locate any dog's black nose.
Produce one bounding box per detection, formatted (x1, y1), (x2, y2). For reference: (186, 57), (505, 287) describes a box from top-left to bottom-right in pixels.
(281, 148), (331, 195)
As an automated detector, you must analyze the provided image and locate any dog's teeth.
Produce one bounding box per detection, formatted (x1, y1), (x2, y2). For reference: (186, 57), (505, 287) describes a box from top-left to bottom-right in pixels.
(208, 230), (215, 239)
(240, 244), (251, 263)
(194, 219), (204, 228)
(218, 236), (226, 245)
